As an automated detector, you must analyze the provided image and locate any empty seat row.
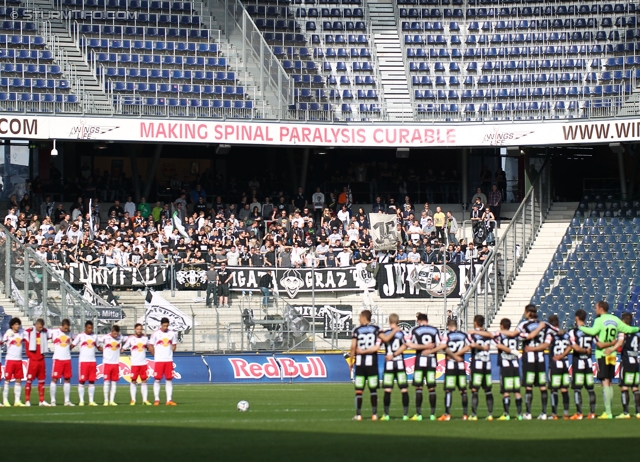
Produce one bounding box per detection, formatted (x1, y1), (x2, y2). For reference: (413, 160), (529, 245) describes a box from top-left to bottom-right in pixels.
(0, 34), (46, 47)
(0, 63), (62, 75)
(314, 47), (371, 58)
(119, 97), (253, 109)
(0, 78), (70, 89)
(75, 24), (210, 39)
(92, 53), (228, 69)
(307, 21), (367, 31)
(413, 86), (628, 99)
(0, 21), (36, 32)
(82, 38), (218, 54)
(254, 19), (299, 30)
(246, 5), (288, 16)
(108, 82), (244, 95)
(100, 66), (228, 80)
(294, 7), (364, 17)
(263, 32), (307, 43)
(0, 92), (78, 102)
(0, 48), (53, 61)
(61, 0), (193, 12)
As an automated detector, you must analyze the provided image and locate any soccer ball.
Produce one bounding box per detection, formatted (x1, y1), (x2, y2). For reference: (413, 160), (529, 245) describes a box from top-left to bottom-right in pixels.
(237, 400), (250, 412)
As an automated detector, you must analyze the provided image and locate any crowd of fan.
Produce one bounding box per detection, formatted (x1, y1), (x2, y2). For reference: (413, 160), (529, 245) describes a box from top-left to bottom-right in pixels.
(1, 182), (501, 271)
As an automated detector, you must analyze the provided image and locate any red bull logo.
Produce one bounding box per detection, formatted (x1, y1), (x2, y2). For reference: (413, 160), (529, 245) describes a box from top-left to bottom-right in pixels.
(228, 357), (327, 379)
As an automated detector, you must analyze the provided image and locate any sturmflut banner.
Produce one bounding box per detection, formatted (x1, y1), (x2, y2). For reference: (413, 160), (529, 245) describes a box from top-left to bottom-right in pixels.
(62, 263), (167, 287)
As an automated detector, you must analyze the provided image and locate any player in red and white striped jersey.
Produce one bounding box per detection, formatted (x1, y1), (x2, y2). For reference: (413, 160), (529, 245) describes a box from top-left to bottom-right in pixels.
(148, 317), (177, 406)
(49, 319), (74, 406)
(100, 325), (123, 406)
(122, 323), (151, 405)
(23, 319), (51, 406)
(71, 320), (99, 406)
(2, 318), (26, 407)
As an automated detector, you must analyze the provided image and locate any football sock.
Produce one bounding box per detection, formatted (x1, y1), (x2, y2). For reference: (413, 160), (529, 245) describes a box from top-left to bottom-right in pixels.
(38, 382), (45, 401)
(551, 390), (558, 415)
(50, 382), (56, 403)
(503, 396), (510, 414)
(63, 382), (70, 403)
(3, 382), (9, 402)
(515, 396), (522, 414)
(429, 390), (436, 416)
(588, 389), (596, 414)
(461, 391), (468, 415)
(166, 380), (173, 402)
(154, 381), (161, 401)
(370, 391), (378, 415)
(445, 391), (452, 414)
(89, 384), (95, 402)
(574, 390), (583, 414)
(621, 389), (629, 414)
(141, 383), (148, 402)
(562, 391), (569, 414)
(486, 391), (494, 414)
(471, 391), (479, 416)
(401, 392), (409, 416)
(14, 383), (21, 402)
(540, 389), (548, 414)
(415, 389), (423, 415)
(634, 390), (640, 414)
(604, 386), (612, 415)
(525, 389), (532, 414)
(383, 391), (391, 415)
(355, 391), (363, 415)
(131, 383), (137, 402)
(78, 384), (85, 403)
(104, 381), (110, 403)
(110, 383), (117, 402)
(25, 380), (32, 401)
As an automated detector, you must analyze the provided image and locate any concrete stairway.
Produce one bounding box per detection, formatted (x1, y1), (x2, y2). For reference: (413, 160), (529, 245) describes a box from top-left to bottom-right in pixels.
(489, 202), (578, 328)
(368, 0), (411, 120)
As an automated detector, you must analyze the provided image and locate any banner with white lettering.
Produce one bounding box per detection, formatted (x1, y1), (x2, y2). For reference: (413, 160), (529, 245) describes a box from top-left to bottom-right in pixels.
(290, 305), (353, 339)
(141, 290), (193, 334)
(3, 115), (640, 147)
(369, 213), (398, 251)
(378, 262), (491, 298)
(62, 263), (167, 287)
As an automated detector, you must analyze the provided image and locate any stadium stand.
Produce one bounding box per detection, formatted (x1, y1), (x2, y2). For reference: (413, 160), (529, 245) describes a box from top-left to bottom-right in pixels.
(243, 0), (382, 121)
(0, 2), (79, 113)
(531, 198), (640, 328)
(400, 0), (640, 120)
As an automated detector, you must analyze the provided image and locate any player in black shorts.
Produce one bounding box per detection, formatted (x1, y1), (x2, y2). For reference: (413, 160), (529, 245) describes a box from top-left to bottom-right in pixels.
(380, 313), (409, 421)
(438, 319), (472, 421)
(513, 305), (551, 420)
(350, 309), (382, 421)
(569, 309), (596, 420)
(493, 318), (523, 420)
(544, 315), (571, 420)
(468, 315), (494, 420)
(406, 313), (443, 421)
(604, 312), (640, 419)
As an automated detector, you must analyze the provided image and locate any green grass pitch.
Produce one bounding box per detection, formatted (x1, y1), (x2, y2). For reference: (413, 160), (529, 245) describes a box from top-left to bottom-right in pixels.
(1, 384), (640, 461)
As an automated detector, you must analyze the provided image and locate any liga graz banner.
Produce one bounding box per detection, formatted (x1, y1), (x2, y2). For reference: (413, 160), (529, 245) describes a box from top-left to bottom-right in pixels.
(2, 115), (640, 147)
(62, 263), (167, 287)
(369, 213), (397, 251)
(176, 264), (376, 297)
(377, 262), (484, 298)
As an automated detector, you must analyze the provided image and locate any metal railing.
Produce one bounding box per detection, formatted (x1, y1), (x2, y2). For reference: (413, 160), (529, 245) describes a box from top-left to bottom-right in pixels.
(457, 159), (552, 329)
(0, 225), (99, 333)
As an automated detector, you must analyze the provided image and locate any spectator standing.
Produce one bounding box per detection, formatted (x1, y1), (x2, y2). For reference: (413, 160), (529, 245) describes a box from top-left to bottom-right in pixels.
(205, 264), (218, 308)
(137, 197), (151, 219)
(471, 187), (487, 206)
(217, 262), (232, 307)
(190, 184), (206, 206)
(446, 211), (458, 245)
(488, 184), (503, 228)
(371, 196), (385, 213)
(292, 187), (307, 211)
(259, 270), (273, 308)
(124, 196), (136, 217)
(311, 187), (325, 222)
(433, 206), (446, 242)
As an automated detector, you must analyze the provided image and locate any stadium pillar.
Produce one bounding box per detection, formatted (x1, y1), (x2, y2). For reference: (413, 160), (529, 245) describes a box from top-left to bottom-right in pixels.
(129, 146), (141, 202)
(616, 147), (628, 201)
(461, 148), (469, 208)
(300, 148), (310, 192)
(142, 144), (163, 200)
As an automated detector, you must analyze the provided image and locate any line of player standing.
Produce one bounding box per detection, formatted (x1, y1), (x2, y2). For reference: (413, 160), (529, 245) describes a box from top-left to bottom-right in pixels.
(350, 300), (640, 421)
(0, 316), (178, 406)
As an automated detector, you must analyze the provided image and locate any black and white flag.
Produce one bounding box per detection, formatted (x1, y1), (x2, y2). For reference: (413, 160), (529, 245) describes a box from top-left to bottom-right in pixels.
(141, 291), (193, 333)
(369, 213), (397, 251)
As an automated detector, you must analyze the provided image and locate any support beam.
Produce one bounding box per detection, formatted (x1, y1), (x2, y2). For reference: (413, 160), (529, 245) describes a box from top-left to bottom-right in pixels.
(129, 147), (141, 203)
(617, 148), (628, 201)
(461, 148), (469, 209)
(300, 148), (310, 192)
(142, 144), (163, 200)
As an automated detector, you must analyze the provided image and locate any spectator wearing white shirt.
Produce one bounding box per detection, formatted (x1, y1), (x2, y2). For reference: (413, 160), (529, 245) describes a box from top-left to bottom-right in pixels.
(407, 247), (422, 264)
(311, 187), (325, 221)
(346, 223), (359, 245)
(336, 247), (352, 267)
(408, 220), (423, 244)
(124, 196), (136, 217)
(337, 205), (350, 227)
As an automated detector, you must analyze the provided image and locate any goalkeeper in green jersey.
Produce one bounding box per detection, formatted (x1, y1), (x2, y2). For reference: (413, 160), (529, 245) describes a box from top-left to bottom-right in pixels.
(579, 301), (640, 419)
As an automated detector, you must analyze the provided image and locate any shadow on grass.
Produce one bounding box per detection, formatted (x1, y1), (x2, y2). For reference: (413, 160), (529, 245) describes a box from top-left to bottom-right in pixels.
(3, 421), (640, 461)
